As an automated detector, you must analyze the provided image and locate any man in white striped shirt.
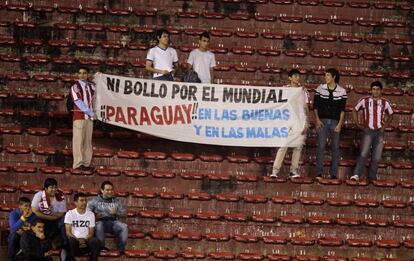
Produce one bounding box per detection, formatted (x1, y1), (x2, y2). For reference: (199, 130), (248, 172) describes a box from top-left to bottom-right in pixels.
(350, 81), (393, 181)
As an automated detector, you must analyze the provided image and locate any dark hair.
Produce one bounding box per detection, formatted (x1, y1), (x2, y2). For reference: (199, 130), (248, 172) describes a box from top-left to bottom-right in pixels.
(101, 180), (113, 190)
(288, 69), (300, 77)
(200, 31), (210, 40)
(370, 81), (383, 90)
(78, 66), (89, 73)
(19, 197), (31, 205)
(326, 68), (340, 83)
(44, 178), (58, 189)
(156, 29), (170, 42)
(74, 192), (87, 202)
(32, 218), (44, 226)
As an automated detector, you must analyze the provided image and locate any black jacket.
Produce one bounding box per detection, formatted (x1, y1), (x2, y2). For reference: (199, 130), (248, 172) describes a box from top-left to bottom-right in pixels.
(19, 230), (52, 261)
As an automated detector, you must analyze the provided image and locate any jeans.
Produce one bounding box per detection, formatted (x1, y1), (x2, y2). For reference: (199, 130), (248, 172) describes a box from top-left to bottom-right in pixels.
(42, 217), (68, 247)
(95, 220), (128, 251)
(316, 119), (340, 178)
(154, 74), (174, 81)
(353, 128), (384, 180)
(67, 237), (100, 261)
(7, 232), (21, 261)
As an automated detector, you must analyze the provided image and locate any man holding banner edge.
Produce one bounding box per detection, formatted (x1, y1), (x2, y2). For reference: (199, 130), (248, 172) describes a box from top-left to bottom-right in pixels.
(271, 69), (309, 178)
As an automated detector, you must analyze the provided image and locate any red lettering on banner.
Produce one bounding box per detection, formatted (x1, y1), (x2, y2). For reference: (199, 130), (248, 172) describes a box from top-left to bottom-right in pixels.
(150, 106), (163, 125)
(115, 107), (127, 124)
(140, 107), (151, 125)
(181, 104), (192, 124)
(163, 106), (173, 125)
(127, 107), (138, 125)
(106, 106), (115, 121)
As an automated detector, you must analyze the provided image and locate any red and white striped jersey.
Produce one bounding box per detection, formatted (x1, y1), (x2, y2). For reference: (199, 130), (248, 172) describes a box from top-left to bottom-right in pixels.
(71, 80), (95, 121)
(354, 96), (393, 130)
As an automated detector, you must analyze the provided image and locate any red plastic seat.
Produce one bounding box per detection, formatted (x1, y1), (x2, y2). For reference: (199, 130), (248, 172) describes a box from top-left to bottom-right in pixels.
(160, 191), (184, 200)
(255, 14), (276, 22)
(299, 196), (324, 205)
(263, 235), (287, 244)
(153, 250), (177, 259)
(290, 177), (314, 184)
(101, 41), (122, 49)
(15, 166), (38, 174)
(208, 173), (232, 181)
(0, 108), (14, 116)
(307, 216), (333, 225)
(391, 37), (413, 45)
(177, 231), (202, 241)
(177, 11), (199, 18)
(0, 126), (22, 134)
(271, 195), (296, 204)
(6, 145), (31, 154)
(392, 219), (414, 228)
(284, 50), (307, 57)
(260, 66), (282, 74)
(290, 236), (316, 245)
(8, 73), (30, 81)
(224, 212), (247, 221)
(295, 255), (320, 261)
(39, 166), (65, 174)
(306, 17), (329, 25)
(96, 168), (121, 177)
(171, 152), (195, 161)
(375, 239), (400, 248)
(403, 239), (414, 248)
(0, 185), (17, 193)
(297, 0), (319, 5)
(132, 190), (157, 198)
(234, 234), (260, 243)
(107, 8), (130, 16)
(362, 53), (385, 61)
(0, 36), (16, 45)
(57, 6), (79, 13)
(326, 198), (353, 206)
(15, 21), (36, 28)
(280, 16), (303, 23)
(151, 171), (175, 179)
(187, 192), (211, 200)
(209, 251), (235, 260)
(234, 64), (256, 72)
(0, 54), (21, 62)
(317, 178), (342, 185)
(83, 7), (105, 15)
(149, 230), (174, 240)
(143, 151), (167, 160)
(235, 174), (259, 182)
(229, 13), (250, 20)
(354, 199), (379, 207)
(69, 168), (94, 176)
(80, 23), (104, 32)
(139, 210), (165, 219)
(346, 179), (369, 186)
(124, 250), (150, 258)
(346, 238), (372, 247)
(267, 254), (291, 261)
(196, 211), (221, 220)
(202, 12), (225, 19)
(261, 32), (284, 39)
(357, 19), (381, 27)
(181, 251), (206, 259)
(7, 3), (29, 11)
(93, 149), (114, 158)
(323, 0), (344, 7)
(251, 214), (276, 223)
(133, 9), (156, 17)
(400, 180), (414, 188)
(340, 36), (362, 43)
(19, 185), (41, 194)
(117, 150), (139, 159)
(74, 40), (97, 49)
(382, 199), (406, 208)
(235, 31), (258, 38)
(364, 218), (388, 227)
(318, 237), (344, 246)
(54, 22), (78, 30)
(205, 232), (230, 241)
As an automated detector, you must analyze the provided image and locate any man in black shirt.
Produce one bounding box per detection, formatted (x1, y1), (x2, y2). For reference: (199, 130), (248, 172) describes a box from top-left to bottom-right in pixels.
(313, 68), (347, 179)
(19, 219), (53, 261)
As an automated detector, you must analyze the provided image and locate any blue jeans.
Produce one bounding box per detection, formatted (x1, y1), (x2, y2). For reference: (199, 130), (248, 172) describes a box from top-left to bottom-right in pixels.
(7, 232), (20, 261)
(154, 74), (174, 81)
(316, 119), (340, 178)
(95, 220), (128, 251)
(353, 128), (384, 180)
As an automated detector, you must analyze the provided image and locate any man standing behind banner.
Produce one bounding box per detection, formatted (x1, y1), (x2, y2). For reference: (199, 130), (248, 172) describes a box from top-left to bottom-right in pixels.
(146, 29), (178, 81)
(314, 68), (347, 179)
(71, 67), (97, 171)
(186, 31), (216, 84)
(271, 69), (309, 179)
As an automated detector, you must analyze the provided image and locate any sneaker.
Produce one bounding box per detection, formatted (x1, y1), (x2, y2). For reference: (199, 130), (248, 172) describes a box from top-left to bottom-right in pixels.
(289, 172), (300, 179)
(315, 175), (323, 180)
(270, 169), (278, 178)
(350, 174), (359, 181)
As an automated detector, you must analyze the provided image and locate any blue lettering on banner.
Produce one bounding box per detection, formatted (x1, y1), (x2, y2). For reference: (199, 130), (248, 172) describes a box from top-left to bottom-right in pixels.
(193, 125), (289, 139)
(206, 126), (219, 137)
(242, 109), (290, 121)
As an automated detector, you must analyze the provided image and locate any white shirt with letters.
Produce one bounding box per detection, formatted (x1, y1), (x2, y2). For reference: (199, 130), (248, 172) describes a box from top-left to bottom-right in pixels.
(64, 208), (95, 239)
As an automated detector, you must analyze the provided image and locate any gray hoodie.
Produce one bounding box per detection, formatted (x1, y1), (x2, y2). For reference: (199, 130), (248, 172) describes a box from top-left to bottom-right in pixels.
(87, 194), (127, 220)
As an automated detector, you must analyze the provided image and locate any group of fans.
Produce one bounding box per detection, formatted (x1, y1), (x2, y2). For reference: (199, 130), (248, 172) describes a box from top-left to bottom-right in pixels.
(6, 29), (396, 260)
(8, 179), (127, 260)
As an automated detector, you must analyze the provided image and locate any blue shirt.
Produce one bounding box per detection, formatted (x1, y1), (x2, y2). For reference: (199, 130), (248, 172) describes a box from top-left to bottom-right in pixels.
(9, 208), (36, 235)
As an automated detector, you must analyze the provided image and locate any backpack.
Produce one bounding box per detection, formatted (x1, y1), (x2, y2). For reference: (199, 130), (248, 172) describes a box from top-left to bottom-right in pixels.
(183, 69), (201, 83)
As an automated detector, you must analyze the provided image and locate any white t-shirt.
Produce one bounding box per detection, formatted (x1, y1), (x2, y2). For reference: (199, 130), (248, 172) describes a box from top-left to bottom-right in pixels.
(64, 208), (95, 239)
(146, 46), (178, 78)
(31, 191), (67, 214)
(187, 48), (216, 83)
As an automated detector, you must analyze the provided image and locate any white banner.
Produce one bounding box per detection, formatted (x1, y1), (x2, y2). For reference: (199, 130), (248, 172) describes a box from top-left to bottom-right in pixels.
(94, 73), (307, 147)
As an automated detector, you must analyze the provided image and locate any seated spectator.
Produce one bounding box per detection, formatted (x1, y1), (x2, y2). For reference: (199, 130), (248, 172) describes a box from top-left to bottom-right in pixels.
(19, 219), (53, 261)
(65, 192), (100, 261)
(350, 81), (393, 181)
(8, 197), (37, 261)
(31, 178), (68, 252)
(87, 181), (128, 253)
